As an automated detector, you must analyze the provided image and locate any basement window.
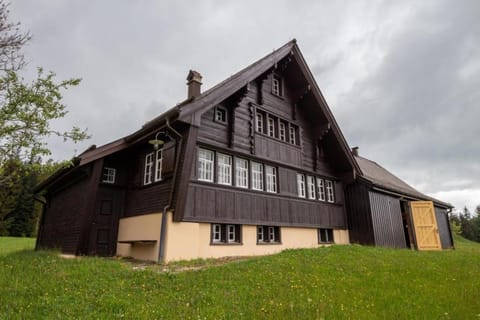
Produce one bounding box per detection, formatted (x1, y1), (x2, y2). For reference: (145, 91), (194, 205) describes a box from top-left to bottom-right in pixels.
(211, 224), (241, 244)
(257, 226), (281, 244)
(318, 228), (334, 244)
(102, 167), (116, 184)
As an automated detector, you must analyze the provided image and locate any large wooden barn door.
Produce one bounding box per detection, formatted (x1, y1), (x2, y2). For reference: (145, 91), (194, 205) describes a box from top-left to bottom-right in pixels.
(410, 201), (441, 250)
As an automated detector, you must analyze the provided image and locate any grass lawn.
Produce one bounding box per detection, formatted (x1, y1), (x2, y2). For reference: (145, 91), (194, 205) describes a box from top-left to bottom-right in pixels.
(1, 236), (479, 319)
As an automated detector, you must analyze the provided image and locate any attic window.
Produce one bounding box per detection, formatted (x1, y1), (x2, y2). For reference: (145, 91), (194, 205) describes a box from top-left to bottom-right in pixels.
(102, 167), (116, 184)
(214, 105), (227, 123)
(272, 74), (283, 97)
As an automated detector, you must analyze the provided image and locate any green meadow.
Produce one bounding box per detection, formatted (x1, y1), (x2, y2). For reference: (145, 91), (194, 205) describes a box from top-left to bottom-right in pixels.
(1, 236), (479, 319)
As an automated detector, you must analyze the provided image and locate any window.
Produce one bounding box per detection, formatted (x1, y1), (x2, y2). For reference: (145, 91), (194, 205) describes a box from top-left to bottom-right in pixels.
(272, 74), (282, 96)
(227, 225), (236, 243)
(257, 226), (281, 243)
(102, 167), (116, 184)
(155, 149), (163, 182)
(318, 228), (334, 243)
(217, 153), (232, 185)
(289, 126), (296, 145)
(307, 176), (316, 199)
(265, 165), (277, 193)
(214, 106), (227, 123)
(198, 148), (214, 182)
(279, 122), (286, 141)
(211, 224), (241, 244)
(235, 158), (249, 188)
(251, 162), (264, 191)
(326, 180), (335, 203)
(257, 226), (264, 242)
(212, 224), (221, 243)
(256, 112), (264, 133)
(297, 174), (306, 198)
(144, 150), (163, 185)
(317, 178), (326, 201)
(144, 152), (154, 185)
(267, 117), (275, 137)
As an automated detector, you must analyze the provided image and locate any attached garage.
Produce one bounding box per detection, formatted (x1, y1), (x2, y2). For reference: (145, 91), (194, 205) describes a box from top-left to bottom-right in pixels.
(346, 151), (454, 250)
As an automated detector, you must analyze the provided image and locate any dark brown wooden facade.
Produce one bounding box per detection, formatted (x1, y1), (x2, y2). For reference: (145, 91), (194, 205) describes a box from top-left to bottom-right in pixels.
(36, 40), (359, 257)
(35, 39), (452, 258)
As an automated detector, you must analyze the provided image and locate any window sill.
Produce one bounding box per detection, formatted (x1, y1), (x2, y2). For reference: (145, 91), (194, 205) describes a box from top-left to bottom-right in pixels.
(257, 241), (282, 245)
(210, 242), (243, 246)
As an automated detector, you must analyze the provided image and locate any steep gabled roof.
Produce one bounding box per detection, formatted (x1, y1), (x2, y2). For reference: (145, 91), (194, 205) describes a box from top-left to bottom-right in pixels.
(355, 155), (452, 208)
(38, 40), (361, 191)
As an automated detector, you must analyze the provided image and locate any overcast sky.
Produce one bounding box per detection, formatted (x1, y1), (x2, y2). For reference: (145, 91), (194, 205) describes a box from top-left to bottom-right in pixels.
(11, 0), (480, 213)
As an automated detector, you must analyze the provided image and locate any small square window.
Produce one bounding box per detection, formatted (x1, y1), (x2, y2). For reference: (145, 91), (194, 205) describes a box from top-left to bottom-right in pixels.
(318, 228), (334, 244)
(214, 106), (227, 123)
(102, 167), (116, 184)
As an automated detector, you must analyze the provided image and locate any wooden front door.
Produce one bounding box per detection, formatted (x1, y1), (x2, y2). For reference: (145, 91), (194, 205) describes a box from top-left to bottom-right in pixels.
(88, 188), (124, 256)
(410, 201), (442, 250)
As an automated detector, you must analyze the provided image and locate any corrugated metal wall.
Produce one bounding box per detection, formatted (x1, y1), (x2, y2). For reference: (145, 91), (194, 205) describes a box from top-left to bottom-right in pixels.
(368, 191), (407, 248)
(435, 207), (453, 249)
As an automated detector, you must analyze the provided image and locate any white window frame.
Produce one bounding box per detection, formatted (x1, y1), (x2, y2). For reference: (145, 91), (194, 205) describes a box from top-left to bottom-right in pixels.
(267, 117), (275, 137)
(257, 226), (264, 242)
(102, 167), (116, 184)
(198, 148), (214, 182)
(297, 173), (306, 198)
(256, 112), (263, 133)
(265, 165), (277, 193)
(155, 149), (163, 182)
(144, 152), (155, 185)
(317, 178), (326, 201)
(227, 224), (236, 243)
(307, 176), (316, 200)
(212, 224), (221, 243)
(326, 180), (335, 203)
(217, 153), (232, 185)
(235, 158), (249, 188)
(289, 126), (296, 145)
(279, 122), (286, 141)
(215, 105), (227, 123)
(272, 75), (282, 96)
(251, 162), (264, 191)
(268, 226), (275, 242)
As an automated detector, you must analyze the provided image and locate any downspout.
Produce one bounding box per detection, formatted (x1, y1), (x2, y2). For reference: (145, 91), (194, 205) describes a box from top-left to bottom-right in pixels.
(158, 118), (183, 263)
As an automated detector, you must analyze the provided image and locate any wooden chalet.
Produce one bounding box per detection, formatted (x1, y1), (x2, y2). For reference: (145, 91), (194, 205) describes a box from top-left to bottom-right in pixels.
(35, 40), (453, 262)
(346, 148), (454, 250)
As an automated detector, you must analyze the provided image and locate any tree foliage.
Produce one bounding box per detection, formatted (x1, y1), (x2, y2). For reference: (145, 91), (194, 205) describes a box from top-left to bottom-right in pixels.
(0, 0), (89, 236)
(451, 206), (480, 243)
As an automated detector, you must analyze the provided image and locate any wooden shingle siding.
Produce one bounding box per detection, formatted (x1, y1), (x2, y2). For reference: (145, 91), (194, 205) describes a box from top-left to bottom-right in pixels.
(368, 191), (406, 248)
(435, 207), (454, 249)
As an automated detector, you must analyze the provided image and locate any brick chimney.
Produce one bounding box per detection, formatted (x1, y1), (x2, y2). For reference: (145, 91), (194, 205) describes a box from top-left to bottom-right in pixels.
(186, 70), (202, 99)
(351, 146), (359, 157)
